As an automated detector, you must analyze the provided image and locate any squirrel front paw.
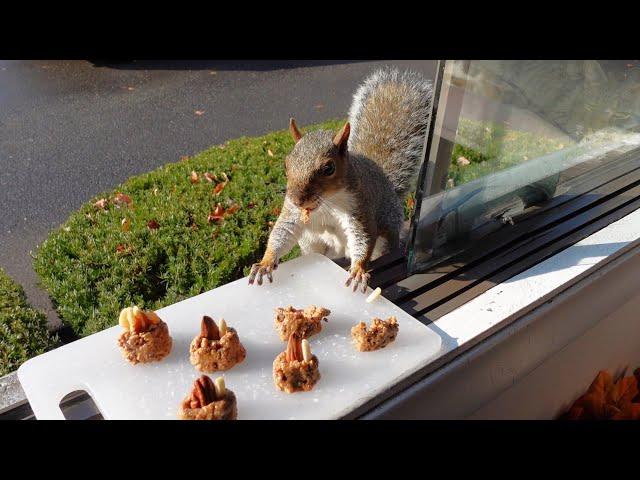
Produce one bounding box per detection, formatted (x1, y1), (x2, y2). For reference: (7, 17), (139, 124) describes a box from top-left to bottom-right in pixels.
(248, 258), (278, 286)
(345, 263), (370, 293)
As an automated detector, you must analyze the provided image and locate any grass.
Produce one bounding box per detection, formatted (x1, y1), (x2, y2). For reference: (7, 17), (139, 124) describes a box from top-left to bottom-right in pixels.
(34, 120), (348, 337)
(0, 268), (59, 376)
(447, 118), (573, 188)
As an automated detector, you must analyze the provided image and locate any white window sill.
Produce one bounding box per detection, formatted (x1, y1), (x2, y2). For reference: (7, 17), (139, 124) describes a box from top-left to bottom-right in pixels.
(360, 205), (640, 418)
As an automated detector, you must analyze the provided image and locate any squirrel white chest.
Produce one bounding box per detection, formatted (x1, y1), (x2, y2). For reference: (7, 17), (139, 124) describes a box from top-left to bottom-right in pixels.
(298, 190), (355, 259)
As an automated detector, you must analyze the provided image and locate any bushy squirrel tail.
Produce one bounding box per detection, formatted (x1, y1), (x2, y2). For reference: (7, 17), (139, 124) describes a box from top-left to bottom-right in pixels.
(348, 67), (433, 198)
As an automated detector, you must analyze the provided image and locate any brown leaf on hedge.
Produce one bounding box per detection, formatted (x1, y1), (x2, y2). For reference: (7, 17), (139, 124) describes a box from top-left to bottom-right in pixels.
(147, 220), (160, 230)
(225, 203), (240, 215)
(208, 204), (225, 224)
(94, 198), (108, 210)
(204, 172), (217, 183)
(213, 182), (227, 196)
(114, 193), (133, 208)
(190, 171), (199, 184)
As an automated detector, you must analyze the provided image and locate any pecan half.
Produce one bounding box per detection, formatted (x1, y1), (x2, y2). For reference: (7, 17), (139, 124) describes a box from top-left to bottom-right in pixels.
(201, 315), (220, 340)
(285, 333), (304, 362)
(189, 375), (217, 409)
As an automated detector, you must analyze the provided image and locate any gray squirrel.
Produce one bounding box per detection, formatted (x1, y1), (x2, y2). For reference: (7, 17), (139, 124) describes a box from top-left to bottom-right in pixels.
(248, 67), (433, 292)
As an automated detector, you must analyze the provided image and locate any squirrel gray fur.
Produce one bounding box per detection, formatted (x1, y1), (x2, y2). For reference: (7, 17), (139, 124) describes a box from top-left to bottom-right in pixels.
(249, 67), (433, 292)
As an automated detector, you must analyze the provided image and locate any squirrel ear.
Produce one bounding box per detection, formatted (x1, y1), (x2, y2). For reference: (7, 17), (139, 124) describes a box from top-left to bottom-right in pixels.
(289, 118), (303, 143)
(333, 122), (350, 152)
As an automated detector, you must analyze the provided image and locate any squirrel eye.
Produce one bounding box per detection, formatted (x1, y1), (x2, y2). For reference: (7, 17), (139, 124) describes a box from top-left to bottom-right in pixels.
(322, 162), (336, 176)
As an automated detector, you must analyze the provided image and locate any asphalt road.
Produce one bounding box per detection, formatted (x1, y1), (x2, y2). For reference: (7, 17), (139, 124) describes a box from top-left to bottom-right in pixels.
(0, 59), (437, 328)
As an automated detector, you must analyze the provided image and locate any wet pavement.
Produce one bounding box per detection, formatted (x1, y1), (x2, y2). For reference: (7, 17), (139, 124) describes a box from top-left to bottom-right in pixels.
(0, 60), (437, 327)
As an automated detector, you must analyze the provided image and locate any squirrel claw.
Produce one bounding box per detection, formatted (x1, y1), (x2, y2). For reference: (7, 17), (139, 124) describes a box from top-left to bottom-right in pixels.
(346, 266), (370, 294)
(248, 261), (275, 286)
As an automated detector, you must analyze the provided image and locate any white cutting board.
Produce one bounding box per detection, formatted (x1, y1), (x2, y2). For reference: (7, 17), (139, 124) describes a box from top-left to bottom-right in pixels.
(18, 253), (441, 419)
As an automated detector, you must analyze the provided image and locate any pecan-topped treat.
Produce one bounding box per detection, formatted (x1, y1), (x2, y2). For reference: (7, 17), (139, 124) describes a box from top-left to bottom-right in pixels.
(273, 333), (320, 393)
(351, 316), (399, 352)
(178, 375), (238, 420)
(190, 316), (246, 372)
(274, 305), (331, 342)
(117, 306), (172, 364)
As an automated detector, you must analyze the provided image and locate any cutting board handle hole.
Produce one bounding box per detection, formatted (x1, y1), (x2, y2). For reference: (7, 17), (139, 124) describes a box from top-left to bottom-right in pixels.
(59, 390), (104, 420)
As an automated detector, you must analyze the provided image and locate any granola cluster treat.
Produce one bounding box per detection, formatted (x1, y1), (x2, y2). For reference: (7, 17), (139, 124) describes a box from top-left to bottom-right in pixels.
(178, 375), (238, 420)
(274, 305), (331, 342)
(117, 306), (172, 364)
(190, 316), (246, 372)
(273, 333), (320, 393)
(351, 316), (399, 352)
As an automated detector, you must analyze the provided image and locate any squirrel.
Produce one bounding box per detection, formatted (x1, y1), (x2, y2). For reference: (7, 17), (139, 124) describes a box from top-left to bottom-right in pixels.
(248, 67), (433, 292)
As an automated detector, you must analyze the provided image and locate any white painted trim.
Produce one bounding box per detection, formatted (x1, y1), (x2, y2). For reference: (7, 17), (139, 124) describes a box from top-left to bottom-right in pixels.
(363, 206), (640, 418)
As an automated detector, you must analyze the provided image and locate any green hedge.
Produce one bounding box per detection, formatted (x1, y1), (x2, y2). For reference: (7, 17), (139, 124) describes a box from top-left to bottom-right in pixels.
(34, 120), (345, 337)
(0, 268), (59, 376)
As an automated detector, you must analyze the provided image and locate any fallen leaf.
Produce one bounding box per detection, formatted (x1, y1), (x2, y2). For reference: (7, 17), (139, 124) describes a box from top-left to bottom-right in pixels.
(587, 370), (613, 397)
(209, 71), (217, 75)
(204, 172), (217, 183)
(247, 202), (255, 209)
(94, 198), (108, 210)
(314, 104), (324, 110)
(190, 171), (199, 184)
(63, 226), (71, 232)
(267, 149), (274, 157)
(272, 206), (281, 216)
(220, 172), (229, 182)
(116, 244), (126, 253)
(406, 197), (415, 210)
(180, 155), (190, 162)
(194, 110), (205, 116)
(213, 182), (227, 196)
(607, 375), (638, 407)
(113, 193), (133, 208)
(127, 86), (135, 91)
(267, 220), (275, 227)
(121, 218), (130, 232)
(457, 156), (471, 166)
(213, 204), (225, 216)
(208, 204), (226, 224)
(225, 203), (240, 215)
(153, 187), (159, 196)
(147, 220), (160, 230)
(612, 402), (640, 420)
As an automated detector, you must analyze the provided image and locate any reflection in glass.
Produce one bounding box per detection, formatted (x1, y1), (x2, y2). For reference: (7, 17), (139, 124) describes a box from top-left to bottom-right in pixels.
(408, 60), (640, 272)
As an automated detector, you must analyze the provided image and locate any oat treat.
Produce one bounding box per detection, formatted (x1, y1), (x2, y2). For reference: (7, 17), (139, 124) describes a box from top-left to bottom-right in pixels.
(117, 306), (172, 364)
(178, 375), (238, 420)
(274, 305), (331, 342)
(273, 333), (320, 393)
(190, 316), (246, 372)
(351, 316), (399, 352)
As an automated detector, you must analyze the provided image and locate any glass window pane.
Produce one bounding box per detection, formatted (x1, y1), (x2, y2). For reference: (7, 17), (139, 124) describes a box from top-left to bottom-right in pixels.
(409, 60), (640, 272)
